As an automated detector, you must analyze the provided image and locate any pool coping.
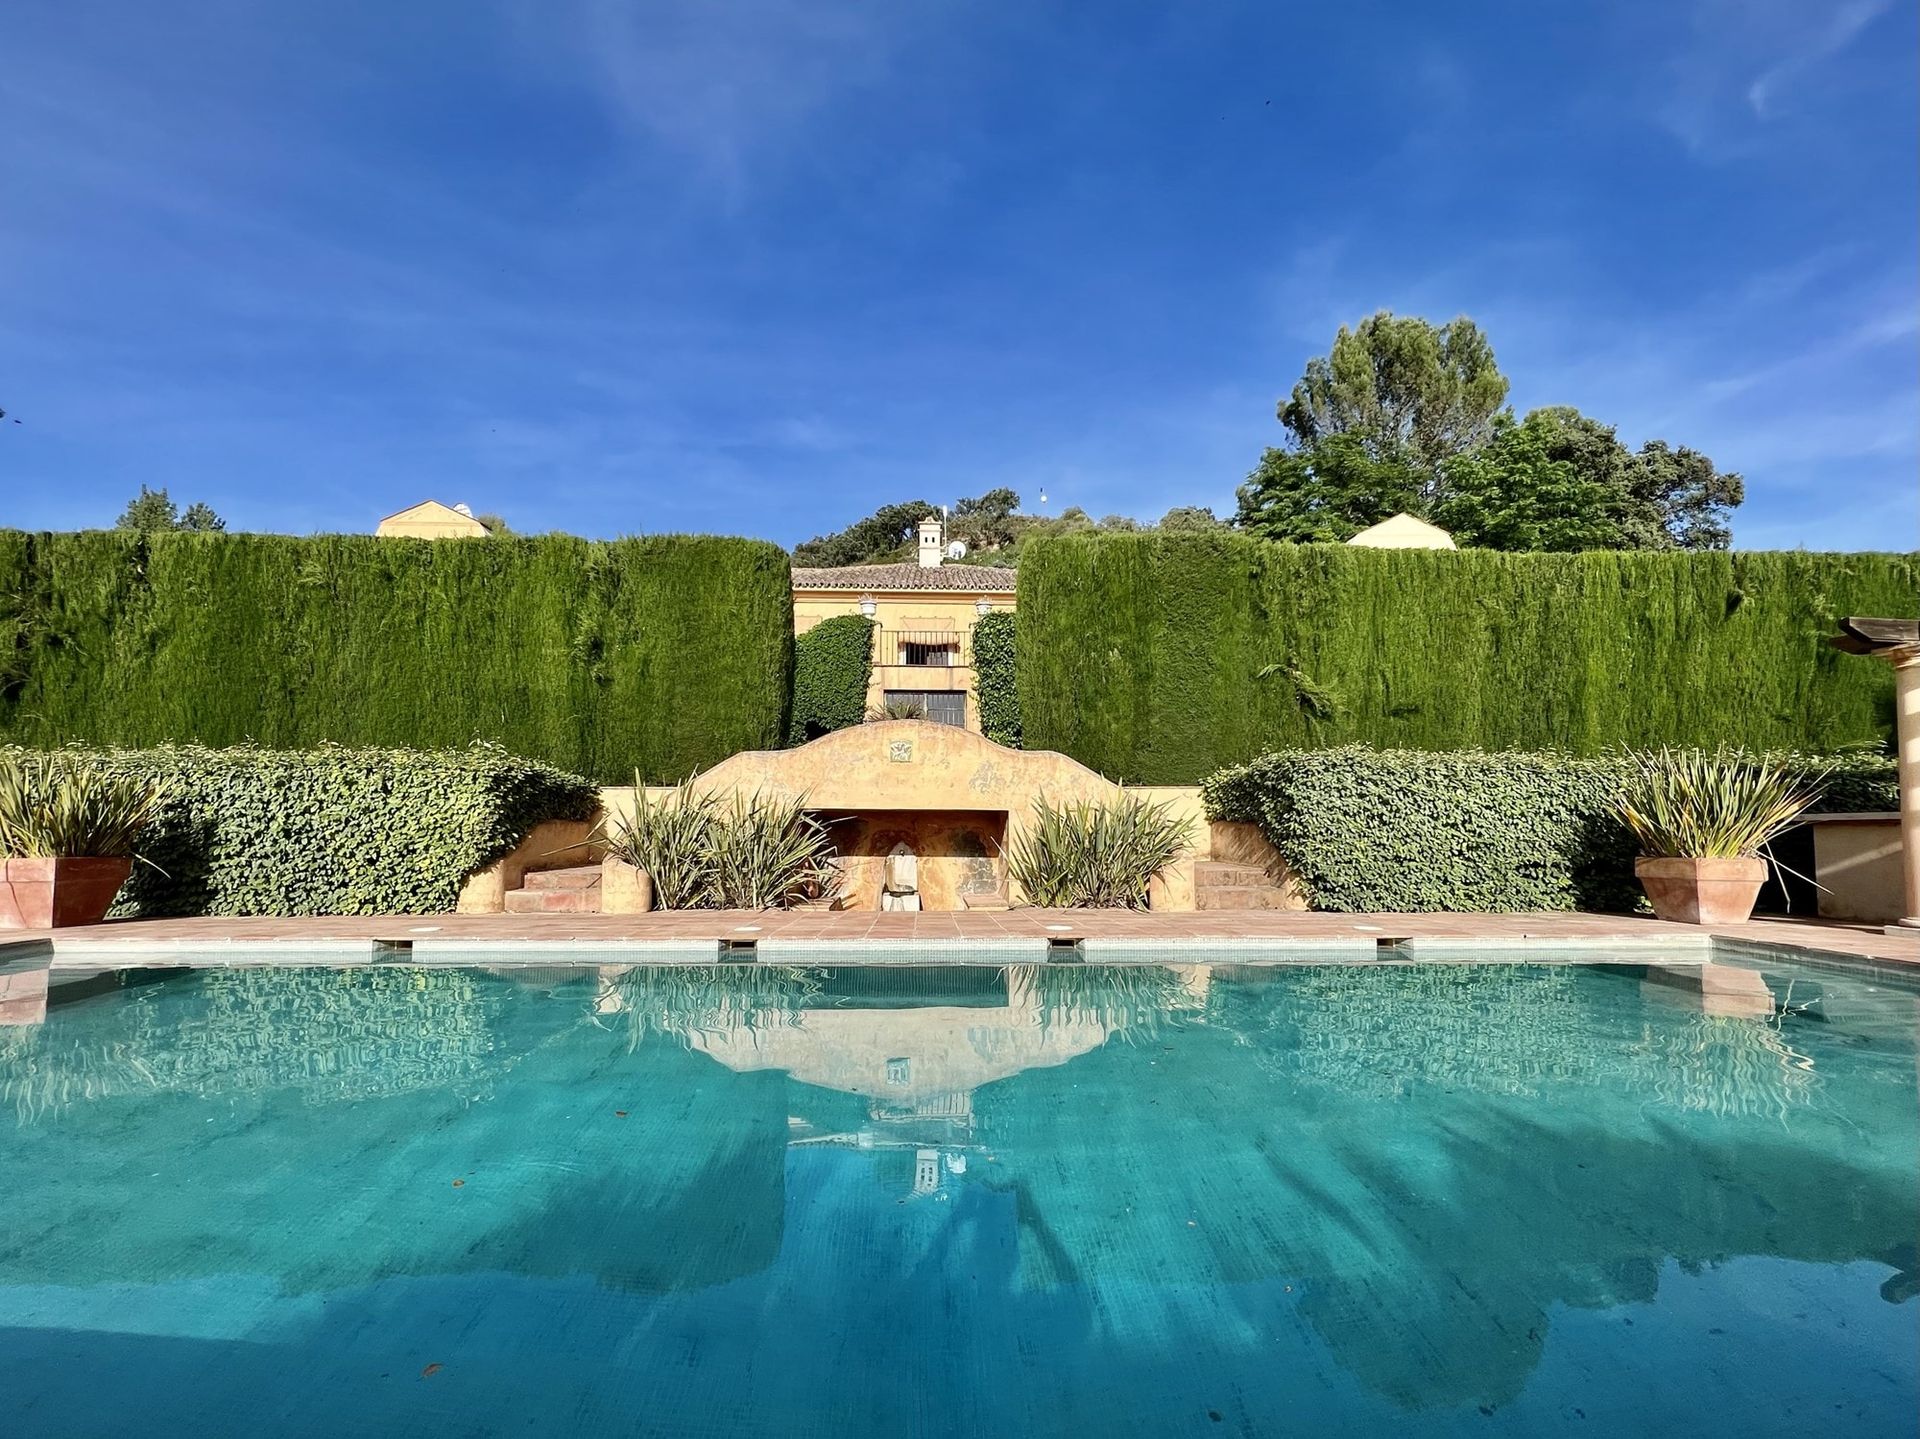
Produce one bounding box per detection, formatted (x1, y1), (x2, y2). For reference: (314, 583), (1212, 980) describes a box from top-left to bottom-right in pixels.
(4, 923), (1910, 979)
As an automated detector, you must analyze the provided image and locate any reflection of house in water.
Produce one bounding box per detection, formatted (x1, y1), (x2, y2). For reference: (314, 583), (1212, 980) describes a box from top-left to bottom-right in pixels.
(599, 962), (1210, 1195)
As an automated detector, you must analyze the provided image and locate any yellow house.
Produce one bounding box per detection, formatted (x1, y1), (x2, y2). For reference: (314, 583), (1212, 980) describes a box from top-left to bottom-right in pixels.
(376, 499), (490, 539)
(792, 517), (1015, 732)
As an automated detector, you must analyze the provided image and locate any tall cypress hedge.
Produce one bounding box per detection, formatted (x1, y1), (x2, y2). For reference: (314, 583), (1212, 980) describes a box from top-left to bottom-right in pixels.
(1017, 532), (1917, 783)
(0, 530), (793, 782)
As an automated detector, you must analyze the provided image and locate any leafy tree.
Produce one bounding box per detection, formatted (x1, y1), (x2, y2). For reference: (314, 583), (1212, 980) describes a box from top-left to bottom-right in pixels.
(792, 500), (939, 567)
(116, 486), (223, 533)
(179, 502), (226, 534)
(951, 487), (1021, 550)
(1234, 434), (1430, 543)
(116, 486), (182, 531)
(1434, 408), (1742, 553)
(1629, 441), (1743, 550)
(475, 513), (512, 535)
(1158, 505), (1227, 532)
(1280, 310), (1510, 472)
(1434, 410), (1627, 552)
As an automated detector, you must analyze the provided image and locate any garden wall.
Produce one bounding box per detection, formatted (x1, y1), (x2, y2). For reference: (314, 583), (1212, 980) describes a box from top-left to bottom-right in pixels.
(0, 530), (793, 782)
(1017, 533), (1917, 783)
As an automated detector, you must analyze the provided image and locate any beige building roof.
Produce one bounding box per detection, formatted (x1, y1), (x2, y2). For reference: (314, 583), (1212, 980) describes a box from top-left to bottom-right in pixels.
(376, 499), (489, 538)
(1346, 512), (1457, 550)
(791, 562), (1018, 592)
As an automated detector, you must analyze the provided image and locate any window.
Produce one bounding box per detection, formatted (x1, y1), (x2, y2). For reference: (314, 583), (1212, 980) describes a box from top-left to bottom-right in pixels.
(885, 691), (966, 726)
(902, 638), (960, 667)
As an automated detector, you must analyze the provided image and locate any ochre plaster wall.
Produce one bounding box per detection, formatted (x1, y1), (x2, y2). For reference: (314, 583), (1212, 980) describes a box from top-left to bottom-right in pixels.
(793, 589), (1015, 732)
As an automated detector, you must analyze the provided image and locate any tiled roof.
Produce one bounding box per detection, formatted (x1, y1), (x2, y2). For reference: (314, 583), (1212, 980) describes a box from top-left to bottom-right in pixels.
(790, 562), (1018, 592)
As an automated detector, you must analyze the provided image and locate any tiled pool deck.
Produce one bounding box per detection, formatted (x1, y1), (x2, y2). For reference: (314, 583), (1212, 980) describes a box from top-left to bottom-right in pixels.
(2, 909), (1914, 969)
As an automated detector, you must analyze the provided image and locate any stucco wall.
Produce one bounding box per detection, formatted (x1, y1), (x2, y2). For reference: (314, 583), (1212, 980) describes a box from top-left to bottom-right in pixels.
(793, 589), (1014, 732)
(1811, 815), (1904, 923)
(601, 723), (1210, 910)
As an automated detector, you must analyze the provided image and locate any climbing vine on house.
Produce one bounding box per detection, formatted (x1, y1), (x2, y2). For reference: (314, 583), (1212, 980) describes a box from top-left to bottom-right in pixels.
(971, 610), (1021, 747)
(788, 614), (876, 744)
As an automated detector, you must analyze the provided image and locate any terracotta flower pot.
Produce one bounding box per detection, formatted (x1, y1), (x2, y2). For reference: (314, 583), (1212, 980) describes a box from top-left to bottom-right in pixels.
(0, 856), (134, 930)
(1633, 855), (1768, 926)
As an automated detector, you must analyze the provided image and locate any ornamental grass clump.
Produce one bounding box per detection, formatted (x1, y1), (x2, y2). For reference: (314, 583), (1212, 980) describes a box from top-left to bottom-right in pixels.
(1614, 748), (1827, 859)
(0, 752), (165, 859)
(1008, 793), (1193, 909)
(605, 780), (840, 910)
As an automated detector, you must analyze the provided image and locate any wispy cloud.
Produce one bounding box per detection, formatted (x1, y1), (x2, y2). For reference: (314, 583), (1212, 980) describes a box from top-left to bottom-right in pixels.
(1747, 0), (1891, 115)
(512, 0), (945, 201)
(1654, 0), (1897, 156)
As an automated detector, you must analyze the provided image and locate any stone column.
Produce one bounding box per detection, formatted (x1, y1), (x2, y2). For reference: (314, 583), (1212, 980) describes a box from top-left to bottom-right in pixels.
(1892, 647), (1920, 930)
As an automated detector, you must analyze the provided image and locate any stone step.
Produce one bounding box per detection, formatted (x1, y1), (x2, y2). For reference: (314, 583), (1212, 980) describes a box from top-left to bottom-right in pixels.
(1194, 862), (1277, 889)
(1194, 886), (1300, 911)
(522, 866), (602, 891)
(504, 887), (603, 915)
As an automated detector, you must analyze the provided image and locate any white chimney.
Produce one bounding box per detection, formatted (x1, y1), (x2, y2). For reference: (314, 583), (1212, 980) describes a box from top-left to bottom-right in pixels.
(917, 515), (944, 568)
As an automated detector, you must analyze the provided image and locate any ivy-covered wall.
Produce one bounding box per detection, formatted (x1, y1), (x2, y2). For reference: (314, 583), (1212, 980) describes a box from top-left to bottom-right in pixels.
(0, 530), (794, 782)
(971, 610), (1021, 747)
(1017, 532), (1917, 783)
(788, 614), (875, 744)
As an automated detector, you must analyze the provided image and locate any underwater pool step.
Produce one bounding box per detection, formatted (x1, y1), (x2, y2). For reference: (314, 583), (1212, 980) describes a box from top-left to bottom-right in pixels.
(521, 866), (604, 891)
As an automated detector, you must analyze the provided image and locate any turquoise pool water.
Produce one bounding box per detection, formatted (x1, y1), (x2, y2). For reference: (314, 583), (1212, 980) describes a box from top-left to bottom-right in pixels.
(0, 955), (1914, 1437)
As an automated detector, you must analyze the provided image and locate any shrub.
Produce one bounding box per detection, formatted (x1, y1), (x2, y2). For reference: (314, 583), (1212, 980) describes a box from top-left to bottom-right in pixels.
(1615, 749), (1827, 858)
(788, 615), (875, 744)
(4, 743), (599, 917)
(1008, 793), (1193, 909)
(972, 610), (1021, 747)
(1017, 532), (1918, 783)
(0, 752), (165, 858)
(0, 530), (794, 782)
(1202, 745), (1890, 912)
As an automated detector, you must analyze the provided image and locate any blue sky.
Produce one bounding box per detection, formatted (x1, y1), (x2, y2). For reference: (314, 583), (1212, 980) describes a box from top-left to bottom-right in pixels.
(2, 1), (1915, 550)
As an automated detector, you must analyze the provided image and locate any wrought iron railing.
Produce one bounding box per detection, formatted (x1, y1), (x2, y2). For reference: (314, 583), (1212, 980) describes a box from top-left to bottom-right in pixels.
(874, 629), (969, 669)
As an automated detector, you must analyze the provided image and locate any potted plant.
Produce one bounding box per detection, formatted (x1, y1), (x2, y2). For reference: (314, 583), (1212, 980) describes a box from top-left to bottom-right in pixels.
(0, 753), (166, 929)
(1615, 749), (1826, 926)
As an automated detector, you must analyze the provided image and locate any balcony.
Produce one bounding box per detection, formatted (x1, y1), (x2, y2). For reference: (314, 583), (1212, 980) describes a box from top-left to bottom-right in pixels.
(873, 629), (970, 671)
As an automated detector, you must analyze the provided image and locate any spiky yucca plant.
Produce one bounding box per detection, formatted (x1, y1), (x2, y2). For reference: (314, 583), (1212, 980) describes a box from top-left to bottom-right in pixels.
(1008, 793), (1193, 909)
(603, 780), (840, 910)
(0, 752), (166, 860)
(705, 791), (840, 909)
(1614, 748), (1828, 859)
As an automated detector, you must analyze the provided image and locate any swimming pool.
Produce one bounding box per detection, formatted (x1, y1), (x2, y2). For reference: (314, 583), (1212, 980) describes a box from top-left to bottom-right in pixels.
(1, 954), (1914, 1436)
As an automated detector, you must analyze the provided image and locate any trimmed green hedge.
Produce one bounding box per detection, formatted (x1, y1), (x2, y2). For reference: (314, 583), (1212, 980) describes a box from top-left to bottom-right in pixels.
(972, 610), (1021, 747)
(0, 530), (793, 783)
(1017, 532), (1918, 783)
(1202, 745), (1898, 913)
(13, 742), (600, 917)
(788, 614), (875, 744)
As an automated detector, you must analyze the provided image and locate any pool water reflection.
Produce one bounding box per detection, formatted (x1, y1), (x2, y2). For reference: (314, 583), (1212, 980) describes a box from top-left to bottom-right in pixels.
(0, 957), (1914, 1436)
